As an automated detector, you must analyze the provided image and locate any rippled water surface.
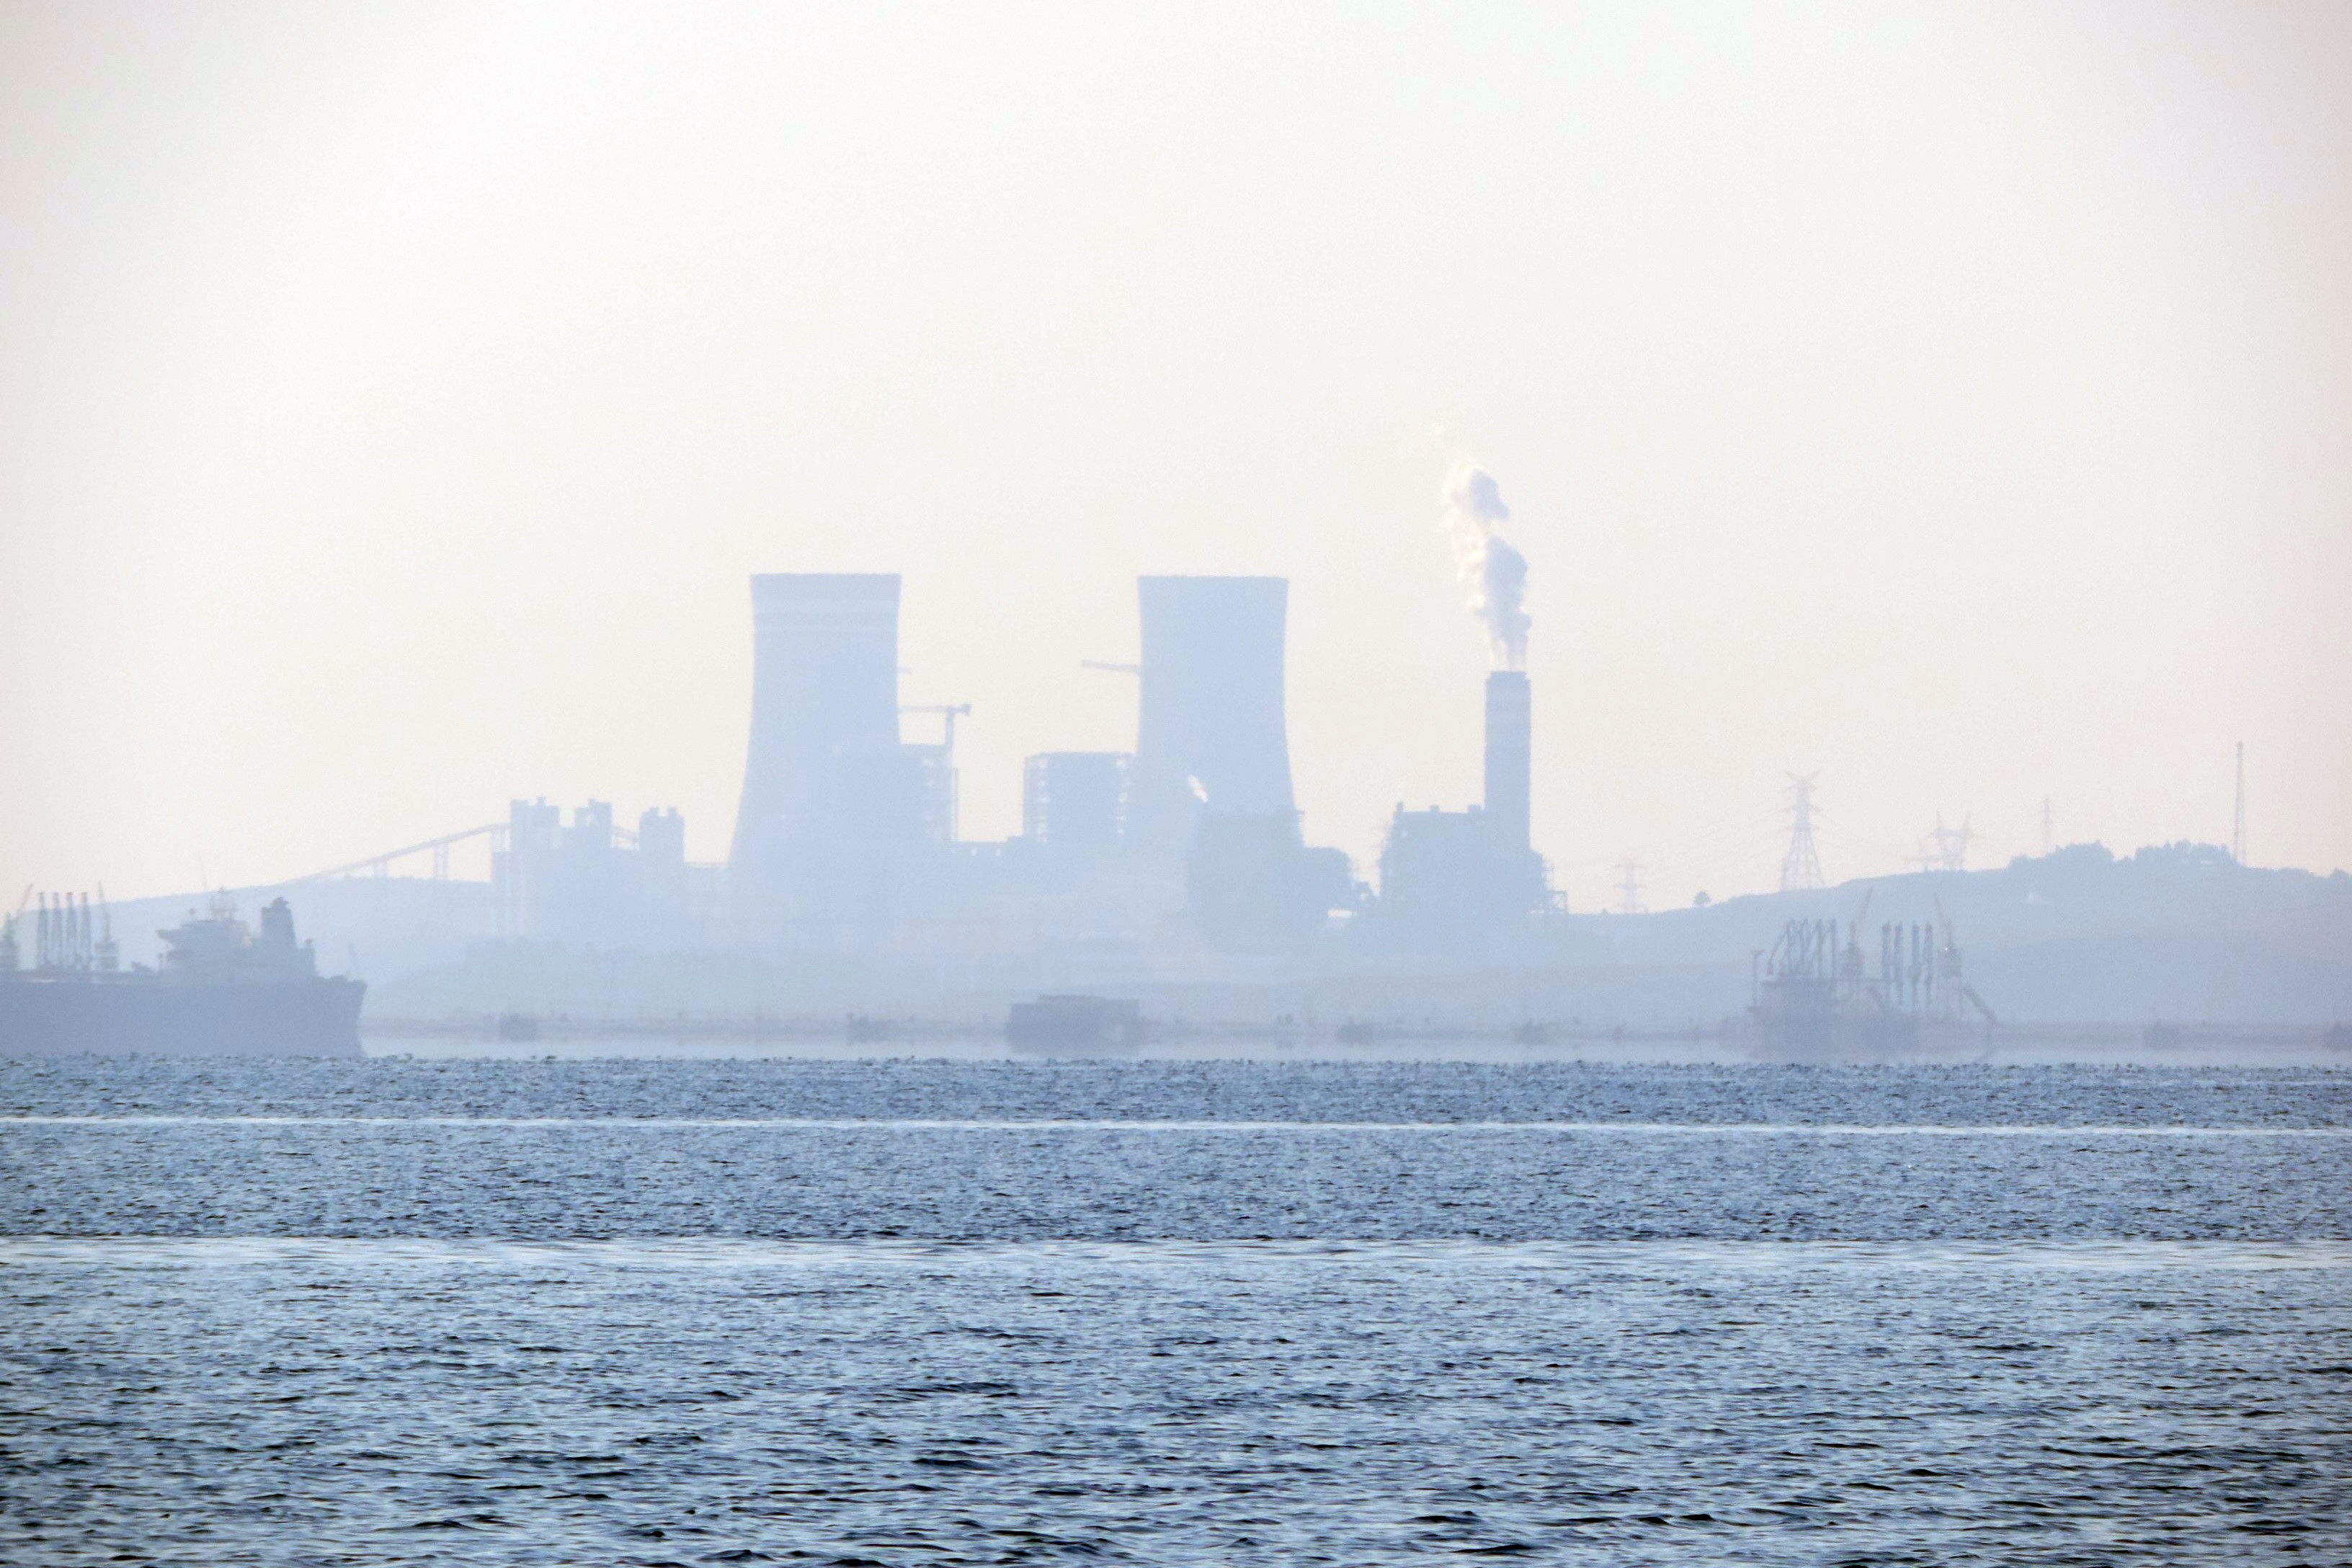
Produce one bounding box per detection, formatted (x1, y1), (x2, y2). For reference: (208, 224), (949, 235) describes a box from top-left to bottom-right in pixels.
(5, 1057), (2349, 1564)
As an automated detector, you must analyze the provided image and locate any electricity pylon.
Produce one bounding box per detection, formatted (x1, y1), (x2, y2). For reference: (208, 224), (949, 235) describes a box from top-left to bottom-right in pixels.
(1780, 775), (1824, 892)
(1616, 860), (1647, 915)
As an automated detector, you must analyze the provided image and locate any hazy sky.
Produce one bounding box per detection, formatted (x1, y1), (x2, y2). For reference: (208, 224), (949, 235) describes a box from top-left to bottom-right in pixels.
(4, 1), (2348, 910)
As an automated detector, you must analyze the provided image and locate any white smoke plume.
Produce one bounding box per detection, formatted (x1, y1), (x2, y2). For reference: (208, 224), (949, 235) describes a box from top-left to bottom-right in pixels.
(1440, 460), (1531, 668)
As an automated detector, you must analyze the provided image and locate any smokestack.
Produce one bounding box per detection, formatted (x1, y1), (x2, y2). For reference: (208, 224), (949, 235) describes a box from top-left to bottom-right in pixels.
(1483, 669), (1531, 854)
(729, 573), (902, 888)
(1128, 575), (1296, 855)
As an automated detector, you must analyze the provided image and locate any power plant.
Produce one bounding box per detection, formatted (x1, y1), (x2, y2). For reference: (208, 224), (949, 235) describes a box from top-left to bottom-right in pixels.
(672, 567), (1556, 956)
(21, 485), (2335, 1050)
(1373, 670), (1552, 947)
(9, 471), (1590, 985)
(27, 517), (2343, 1047)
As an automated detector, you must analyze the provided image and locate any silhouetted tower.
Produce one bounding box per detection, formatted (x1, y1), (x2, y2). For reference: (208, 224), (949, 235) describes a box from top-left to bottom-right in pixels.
(729, 573), (904, 922)
(1917, 814), (1973, 873)
(1482, 670), (1532, 855)
(1615, 859), (1646, 915)
(2041, 796), (2053, 858)
(1780, 775), (1824, 892)
(1126, 576), (1296, 856)
(2232, 741), (2245, 865)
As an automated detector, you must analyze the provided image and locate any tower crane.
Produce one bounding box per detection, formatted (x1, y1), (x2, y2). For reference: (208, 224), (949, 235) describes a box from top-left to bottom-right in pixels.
(899, 703), (972, 755)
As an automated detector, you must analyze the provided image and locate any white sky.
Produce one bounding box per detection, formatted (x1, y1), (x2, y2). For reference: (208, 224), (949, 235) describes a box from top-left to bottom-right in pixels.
(2, 1), (2347, 911)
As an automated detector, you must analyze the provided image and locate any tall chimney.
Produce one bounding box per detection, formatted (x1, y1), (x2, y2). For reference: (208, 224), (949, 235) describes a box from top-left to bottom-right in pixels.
(1483, 669), (1531, 854)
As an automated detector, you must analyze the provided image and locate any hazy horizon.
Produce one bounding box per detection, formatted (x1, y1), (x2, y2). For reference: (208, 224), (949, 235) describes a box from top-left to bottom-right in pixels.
(5, 1), (2348, 909)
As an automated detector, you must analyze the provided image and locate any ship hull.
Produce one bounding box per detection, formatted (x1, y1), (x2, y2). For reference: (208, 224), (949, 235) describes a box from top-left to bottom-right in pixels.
(1005, 997), (1146, 1058)
(0, 977), (366, 1058)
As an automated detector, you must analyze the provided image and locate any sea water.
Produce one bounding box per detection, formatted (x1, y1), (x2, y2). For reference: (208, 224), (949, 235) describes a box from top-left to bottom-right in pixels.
(4, 1056), (2347, 1564)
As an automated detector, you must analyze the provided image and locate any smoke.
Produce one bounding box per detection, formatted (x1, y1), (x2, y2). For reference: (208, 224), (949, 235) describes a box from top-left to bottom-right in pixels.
(1440, 461), (1531, 668)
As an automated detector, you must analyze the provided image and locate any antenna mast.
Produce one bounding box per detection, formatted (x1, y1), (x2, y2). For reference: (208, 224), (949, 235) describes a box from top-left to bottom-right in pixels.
(2232, 741), (2245, 865)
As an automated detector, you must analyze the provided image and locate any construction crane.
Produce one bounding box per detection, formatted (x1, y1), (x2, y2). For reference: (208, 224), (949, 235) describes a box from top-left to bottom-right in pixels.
(900, 703), (972, 754)
(1080, 660), (1141, 676)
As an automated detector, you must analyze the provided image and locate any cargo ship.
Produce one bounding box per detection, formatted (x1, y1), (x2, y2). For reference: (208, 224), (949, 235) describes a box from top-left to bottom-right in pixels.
(0, 892), (364, 1058)
(1005, 994), (1147, 1056)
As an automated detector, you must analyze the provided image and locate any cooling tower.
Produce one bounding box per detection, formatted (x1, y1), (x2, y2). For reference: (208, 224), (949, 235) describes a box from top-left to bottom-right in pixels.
(729, 574), (903, 887)
(1483, 670), (1531, 854)
(1127, 575), (1295, 855)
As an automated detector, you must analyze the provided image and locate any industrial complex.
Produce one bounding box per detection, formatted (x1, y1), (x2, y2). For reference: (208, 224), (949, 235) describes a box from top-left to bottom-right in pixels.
(27, 564), (1557, 979)
(605, 568), (1559, 958)
(14, 558), (2346, 1042)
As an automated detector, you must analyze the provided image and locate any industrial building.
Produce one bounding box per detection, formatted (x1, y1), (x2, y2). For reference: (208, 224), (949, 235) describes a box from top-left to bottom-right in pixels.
(1186, 811), (1356, 953)
(494, 798), (709, 946)
(1022, 752), (1126, 848)
(1373, 669), (1554, 944)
